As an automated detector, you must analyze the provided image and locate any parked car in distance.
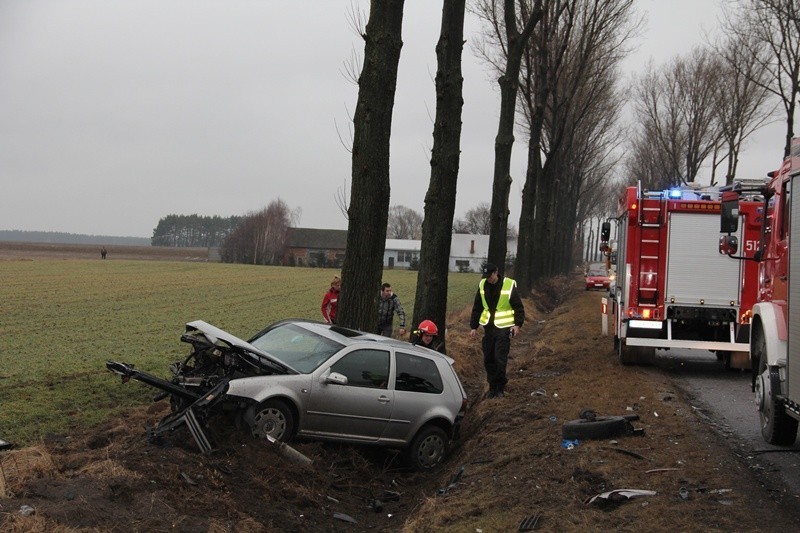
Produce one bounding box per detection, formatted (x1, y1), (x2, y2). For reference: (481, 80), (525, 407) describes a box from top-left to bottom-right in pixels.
(107, 319), (468, 471)
(585, 266), (611, 290)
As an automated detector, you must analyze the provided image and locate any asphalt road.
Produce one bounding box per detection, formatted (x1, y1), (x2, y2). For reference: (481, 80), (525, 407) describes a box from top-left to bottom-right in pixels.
(647, 348), (800, 495)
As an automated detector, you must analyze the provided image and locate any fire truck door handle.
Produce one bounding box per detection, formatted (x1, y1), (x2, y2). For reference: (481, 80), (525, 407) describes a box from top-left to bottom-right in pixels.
(779, 275), (787, 281)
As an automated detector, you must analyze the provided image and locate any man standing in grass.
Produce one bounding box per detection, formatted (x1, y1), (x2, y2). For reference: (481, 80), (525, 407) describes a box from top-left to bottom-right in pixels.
(377, 282), (406, 337)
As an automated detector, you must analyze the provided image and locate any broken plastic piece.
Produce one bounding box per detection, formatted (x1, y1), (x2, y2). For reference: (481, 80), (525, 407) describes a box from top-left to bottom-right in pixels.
(561, 439), (580, 449)
(265, 435), (313, 465)
(585, 489), (657, 505)
(333, 512), (357, 523)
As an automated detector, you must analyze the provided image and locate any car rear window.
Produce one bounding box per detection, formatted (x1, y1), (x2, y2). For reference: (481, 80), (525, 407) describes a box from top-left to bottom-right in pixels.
(395, 352), (443, 394)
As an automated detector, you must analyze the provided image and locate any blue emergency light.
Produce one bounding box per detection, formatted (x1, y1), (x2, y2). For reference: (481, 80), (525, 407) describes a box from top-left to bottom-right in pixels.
(668, 189), (682, 199)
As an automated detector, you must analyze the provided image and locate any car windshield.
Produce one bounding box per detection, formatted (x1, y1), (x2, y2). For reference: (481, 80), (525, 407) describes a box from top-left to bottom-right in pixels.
(249, 323), (344, 373)
(588, 270), (606, 277)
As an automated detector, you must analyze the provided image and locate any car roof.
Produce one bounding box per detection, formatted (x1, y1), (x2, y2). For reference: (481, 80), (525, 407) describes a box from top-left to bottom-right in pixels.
(269, 319), (456, 364)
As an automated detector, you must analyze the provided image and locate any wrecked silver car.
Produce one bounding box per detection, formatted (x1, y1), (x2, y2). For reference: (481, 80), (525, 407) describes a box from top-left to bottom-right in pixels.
(107, 319), (468, 471)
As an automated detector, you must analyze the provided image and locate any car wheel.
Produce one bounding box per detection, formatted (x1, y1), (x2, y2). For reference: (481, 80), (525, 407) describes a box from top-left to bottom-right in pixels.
(406, 425), (448, 471)
(562, 416), (630, 440)
(251, 400), (295, 442)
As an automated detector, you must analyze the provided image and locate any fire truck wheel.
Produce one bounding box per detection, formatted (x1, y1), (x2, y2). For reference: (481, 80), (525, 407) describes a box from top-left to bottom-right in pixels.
(618, 342), (635, 365)
(562, 416), (630, 440)
(755, 334), (798, 445)
(618, 344), (655, 366)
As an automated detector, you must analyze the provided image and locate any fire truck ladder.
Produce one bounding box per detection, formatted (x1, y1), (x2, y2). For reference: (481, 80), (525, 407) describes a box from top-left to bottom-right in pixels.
(637, 193), (665, 307)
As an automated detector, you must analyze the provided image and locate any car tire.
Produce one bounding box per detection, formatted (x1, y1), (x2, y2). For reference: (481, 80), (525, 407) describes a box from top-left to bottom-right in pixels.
(562, 416), (630, 440)
(406, 425), (448, 471)
(250, 400), (295, 442)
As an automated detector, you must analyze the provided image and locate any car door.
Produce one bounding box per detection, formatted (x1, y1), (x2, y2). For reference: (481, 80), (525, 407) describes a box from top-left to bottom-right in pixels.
(381, 350), (446, 442)
(303, 348), (393, 442)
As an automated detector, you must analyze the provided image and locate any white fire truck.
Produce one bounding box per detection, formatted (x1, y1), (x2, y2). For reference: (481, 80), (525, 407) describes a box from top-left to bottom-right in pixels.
(719, 137), (800, 445)
(600, 182), (762, 366)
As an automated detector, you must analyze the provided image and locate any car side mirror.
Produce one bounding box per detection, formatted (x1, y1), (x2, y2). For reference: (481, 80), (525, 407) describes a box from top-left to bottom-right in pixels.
(719, 235), (738, 255)
(600, 222), (610, 241)
(324, 372), (348, 385)
(720, 193), (739, 234)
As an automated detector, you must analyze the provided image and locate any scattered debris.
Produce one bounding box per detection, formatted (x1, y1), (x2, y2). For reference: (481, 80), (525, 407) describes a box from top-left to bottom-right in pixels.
(562, 439), (580, 450)
(333, 512), (357, 524)
(437, 466), (465, 495)
(0, 438), (13, 451)
(518, 513), (541, 531)
(562, 411), (642, 440)
(266, 435), (313, 465)
(646, 468), (681, 474)
(180, 472), (198, 486)
(604, 447), (647, 460)
(19, 505), (36, 517)
(585, 489), (657, 505)
(679, 487), (690, 500)
(214, 464), (233, 475)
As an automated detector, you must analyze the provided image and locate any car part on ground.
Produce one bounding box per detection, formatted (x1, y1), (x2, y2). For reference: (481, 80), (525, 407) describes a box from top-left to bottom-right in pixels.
(561, 410), (642, 440)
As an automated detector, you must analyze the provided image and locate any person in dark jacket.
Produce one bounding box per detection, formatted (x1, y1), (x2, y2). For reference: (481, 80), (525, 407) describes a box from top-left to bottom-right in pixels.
(377, 282), (406, 337)
(469, 263), (524, 398)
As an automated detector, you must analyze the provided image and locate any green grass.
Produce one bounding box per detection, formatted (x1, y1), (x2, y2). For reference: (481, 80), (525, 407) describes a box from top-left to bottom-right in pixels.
(0, 260), (478, 445)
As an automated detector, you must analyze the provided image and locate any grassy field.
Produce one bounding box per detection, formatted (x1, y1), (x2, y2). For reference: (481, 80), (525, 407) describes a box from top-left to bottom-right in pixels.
(0, 260), (478, 445)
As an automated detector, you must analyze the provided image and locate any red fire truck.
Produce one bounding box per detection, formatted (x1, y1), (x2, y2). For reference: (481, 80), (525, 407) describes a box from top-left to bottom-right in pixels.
(600, 182), (762, 366)
(719, 137), (800, 445)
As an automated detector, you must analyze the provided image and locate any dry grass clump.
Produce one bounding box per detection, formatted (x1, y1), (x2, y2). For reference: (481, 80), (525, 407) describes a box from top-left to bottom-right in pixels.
(0, 446), (58, 498)
(531, 274), (579, 313)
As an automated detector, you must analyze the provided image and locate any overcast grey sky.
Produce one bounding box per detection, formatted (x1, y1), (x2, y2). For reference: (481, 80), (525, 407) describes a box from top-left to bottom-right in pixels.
(0, 0), (793, 238)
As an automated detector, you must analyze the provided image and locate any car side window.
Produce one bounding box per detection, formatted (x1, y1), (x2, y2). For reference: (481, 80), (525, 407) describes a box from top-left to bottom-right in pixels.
(395, 352), (443, 394)
(330, 349), (390, 389)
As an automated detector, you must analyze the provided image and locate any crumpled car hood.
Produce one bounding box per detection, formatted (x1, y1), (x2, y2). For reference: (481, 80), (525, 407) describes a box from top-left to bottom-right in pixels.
(185, 319), (295, 374)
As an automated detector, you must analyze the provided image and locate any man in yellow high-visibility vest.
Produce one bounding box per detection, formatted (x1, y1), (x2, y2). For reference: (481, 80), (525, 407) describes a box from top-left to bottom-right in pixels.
(469, 262), (525, 399)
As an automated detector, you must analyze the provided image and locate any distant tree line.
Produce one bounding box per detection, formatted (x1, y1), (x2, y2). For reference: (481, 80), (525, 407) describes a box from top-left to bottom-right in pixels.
(220, 199), (299, 265)
(0, 230), (149, 246)
(151, 214), (240, 247)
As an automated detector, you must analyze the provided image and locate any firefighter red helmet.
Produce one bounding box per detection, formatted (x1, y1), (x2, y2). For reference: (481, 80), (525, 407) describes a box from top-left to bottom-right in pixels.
(418, 320), (438, 335)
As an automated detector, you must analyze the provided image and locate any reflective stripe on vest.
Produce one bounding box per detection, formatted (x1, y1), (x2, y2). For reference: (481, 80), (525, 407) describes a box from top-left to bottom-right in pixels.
(478, 277), (516, 328)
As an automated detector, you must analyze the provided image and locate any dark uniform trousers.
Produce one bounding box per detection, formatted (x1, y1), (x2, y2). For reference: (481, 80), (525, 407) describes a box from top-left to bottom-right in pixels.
(482, 325), (511, 392)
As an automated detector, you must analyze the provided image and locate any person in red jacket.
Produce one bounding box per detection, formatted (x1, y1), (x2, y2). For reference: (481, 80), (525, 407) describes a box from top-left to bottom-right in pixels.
(321, 276), (341, 324)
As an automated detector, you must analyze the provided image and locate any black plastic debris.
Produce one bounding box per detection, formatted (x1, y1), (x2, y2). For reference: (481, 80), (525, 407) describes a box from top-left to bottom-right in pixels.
(519, 513), (541, 531)
(437, 465), (465, 495)
(0, 438), (13, 451)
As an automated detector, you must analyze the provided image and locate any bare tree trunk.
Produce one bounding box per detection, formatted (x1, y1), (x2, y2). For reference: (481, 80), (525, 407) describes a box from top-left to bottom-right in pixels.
(487, 0), (543, 275)
(338, 0), (404, 332)
(412, 0), (465, 352)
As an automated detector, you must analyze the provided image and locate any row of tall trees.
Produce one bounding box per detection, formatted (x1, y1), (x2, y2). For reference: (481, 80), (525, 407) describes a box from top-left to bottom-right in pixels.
(626, 0), (800, 189)
(305, 0), (799, 342)
(151, 214), (240, 247)
(472, 0), (635, 292)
